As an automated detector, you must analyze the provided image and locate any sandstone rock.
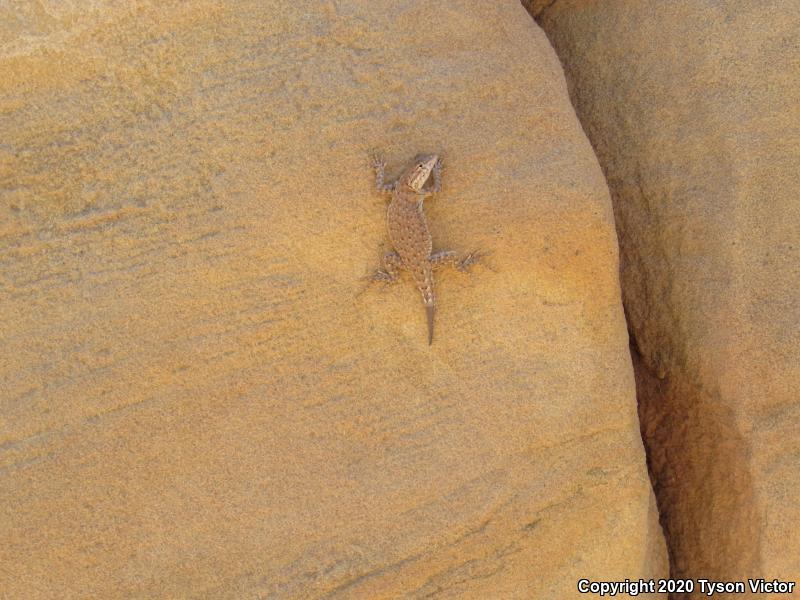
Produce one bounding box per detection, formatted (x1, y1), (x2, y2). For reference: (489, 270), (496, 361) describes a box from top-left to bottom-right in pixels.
(0, 1), (665, 597)
(535, 0), (800, 592)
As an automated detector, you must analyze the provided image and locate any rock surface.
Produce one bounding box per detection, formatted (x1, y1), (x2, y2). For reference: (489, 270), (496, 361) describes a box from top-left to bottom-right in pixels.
(535, 0), (800, 592)
(0, 1), (665, 597)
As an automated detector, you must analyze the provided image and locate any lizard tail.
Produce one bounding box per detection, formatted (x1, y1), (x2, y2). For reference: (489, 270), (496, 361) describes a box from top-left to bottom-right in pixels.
(426, 303), (435, 345)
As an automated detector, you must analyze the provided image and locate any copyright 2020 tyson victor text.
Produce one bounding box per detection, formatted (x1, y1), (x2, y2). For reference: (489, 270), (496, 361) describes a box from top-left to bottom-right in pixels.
(577, 578), (796, 596)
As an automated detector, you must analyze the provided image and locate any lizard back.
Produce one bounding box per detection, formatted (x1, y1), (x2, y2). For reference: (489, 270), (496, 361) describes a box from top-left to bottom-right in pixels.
(387, 193), (435, 306)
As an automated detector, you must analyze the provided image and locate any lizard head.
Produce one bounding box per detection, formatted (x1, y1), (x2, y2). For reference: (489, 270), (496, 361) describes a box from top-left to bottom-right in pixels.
(403, 154), (439, 192)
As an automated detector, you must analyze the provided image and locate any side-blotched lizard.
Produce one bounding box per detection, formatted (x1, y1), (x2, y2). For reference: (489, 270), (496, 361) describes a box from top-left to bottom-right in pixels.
(371, 152), (477, 344)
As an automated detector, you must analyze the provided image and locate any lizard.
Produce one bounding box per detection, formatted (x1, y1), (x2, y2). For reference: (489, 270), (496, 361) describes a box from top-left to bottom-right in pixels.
(370, 152), (478, 345)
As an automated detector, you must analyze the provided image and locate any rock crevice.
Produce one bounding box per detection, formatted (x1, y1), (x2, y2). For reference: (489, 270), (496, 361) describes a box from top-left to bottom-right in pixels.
(530, 0), (800, 591)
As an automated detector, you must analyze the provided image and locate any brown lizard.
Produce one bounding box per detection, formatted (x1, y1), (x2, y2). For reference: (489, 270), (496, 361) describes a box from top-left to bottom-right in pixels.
(371, 152), (477, 345)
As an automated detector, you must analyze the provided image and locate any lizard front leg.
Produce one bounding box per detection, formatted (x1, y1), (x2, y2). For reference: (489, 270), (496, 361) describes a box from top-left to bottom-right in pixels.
(372, 251), (403, 283)
(371, 153), (395, 194)
(423, 156), (443, 196)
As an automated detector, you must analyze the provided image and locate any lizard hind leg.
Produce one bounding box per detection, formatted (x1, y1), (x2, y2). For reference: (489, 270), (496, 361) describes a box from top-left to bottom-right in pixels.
(371, 251), (403, 283)
(430, 250), (459, 270)
(430, 250), (484, 272)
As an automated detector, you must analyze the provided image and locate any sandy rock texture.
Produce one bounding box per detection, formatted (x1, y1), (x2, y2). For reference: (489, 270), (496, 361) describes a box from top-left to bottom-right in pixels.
(534, 0), (800, 592)
(1, 1), (665, 597)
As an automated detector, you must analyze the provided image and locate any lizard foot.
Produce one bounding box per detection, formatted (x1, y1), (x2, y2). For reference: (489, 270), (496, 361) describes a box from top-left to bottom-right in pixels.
(356, 268), (397, 299)
(370, 269), (397, 284)
(370, 150), (395, 194)
(370, 150), (385, 170)
(457, 250), (486, 272)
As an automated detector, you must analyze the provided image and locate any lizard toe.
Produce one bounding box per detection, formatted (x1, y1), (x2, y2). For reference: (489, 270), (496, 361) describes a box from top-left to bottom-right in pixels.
(458, 250), (487, 272)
